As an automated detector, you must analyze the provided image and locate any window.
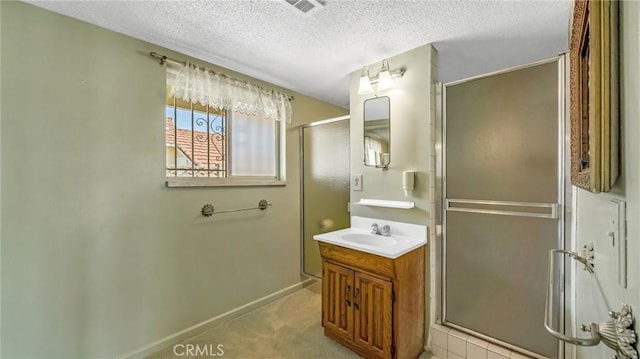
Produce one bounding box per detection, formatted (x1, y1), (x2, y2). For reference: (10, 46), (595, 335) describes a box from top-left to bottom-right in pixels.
(166, 96), (226, 178)
(229, 111), (277, 177)
(165, 85), (285, 187)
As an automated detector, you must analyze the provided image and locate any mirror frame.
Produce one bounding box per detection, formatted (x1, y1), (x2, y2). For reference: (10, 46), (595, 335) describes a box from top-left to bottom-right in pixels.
(363, 96), (391, 169)
(569, 0), (620, 193)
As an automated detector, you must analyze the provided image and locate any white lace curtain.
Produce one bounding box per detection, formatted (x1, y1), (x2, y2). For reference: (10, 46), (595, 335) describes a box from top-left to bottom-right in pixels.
(172, 62), (292, 123)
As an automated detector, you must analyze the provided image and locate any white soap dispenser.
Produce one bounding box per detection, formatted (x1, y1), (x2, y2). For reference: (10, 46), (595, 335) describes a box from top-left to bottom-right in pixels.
(402, 171), (415, 197)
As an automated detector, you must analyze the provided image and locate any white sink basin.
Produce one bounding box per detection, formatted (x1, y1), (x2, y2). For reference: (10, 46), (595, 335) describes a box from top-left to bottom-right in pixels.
(314, 216), (427, 259)
(341, 233), (398, 247)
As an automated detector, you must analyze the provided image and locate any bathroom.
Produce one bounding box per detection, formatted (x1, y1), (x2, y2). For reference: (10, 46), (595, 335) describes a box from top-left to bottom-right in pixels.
(1, 1), (639, 359)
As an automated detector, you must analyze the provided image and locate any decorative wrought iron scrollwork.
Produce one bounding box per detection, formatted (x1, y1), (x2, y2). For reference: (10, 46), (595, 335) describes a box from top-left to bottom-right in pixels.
(167, 106), (227, 178)
(201, 204), (215, 217)
(592, 304), (638, 359)
(547, 246), (637, 358)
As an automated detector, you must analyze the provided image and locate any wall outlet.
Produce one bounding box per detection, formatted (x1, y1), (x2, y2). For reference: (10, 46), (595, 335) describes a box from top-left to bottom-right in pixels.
(352, 174), (363, 191)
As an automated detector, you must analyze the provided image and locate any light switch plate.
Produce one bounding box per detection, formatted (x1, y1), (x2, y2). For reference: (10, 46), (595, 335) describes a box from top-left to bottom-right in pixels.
(611, 198), (627, 288)
(352, 174), (363, 191)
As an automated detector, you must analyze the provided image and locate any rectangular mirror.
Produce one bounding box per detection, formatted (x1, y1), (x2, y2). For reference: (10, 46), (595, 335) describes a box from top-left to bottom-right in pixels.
(363, 96), (390, 168)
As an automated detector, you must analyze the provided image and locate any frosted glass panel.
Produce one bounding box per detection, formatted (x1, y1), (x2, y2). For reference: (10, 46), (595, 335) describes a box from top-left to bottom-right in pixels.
(302, 120), (350, 277)
(230, 112), (276, 177)
(444, 61), (560, 358)
(445, 63), (558, 203)
(446, 211), (558, 356)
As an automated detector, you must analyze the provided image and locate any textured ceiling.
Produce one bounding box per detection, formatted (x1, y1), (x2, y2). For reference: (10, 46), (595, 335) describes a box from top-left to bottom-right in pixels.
(25, 0), (573, 109)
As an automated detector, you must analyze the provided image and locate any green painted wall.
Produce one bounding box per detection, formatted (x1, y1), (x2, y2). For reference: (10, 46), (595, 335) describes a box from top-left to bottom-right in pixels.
(573, 2), (640, 357)
(0, 1), (3, 355)
(349, 43), (437, 344)
(0, 1), (346, 357)
(349, 45), (435, 225)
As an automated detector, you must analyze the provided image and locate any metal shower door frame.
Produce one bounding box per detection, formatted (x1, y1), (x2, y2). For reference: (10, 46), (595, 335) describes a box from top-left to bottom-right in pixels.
(299, 115), (350, 279)
(434, 55), (570, 359)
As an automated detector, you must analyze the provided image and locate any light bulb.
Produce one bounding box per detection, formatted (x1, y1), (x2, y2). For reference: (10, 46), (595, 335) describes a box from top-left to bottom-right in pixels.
(357, 66), (373, 95)
(377, 59), (393, 90)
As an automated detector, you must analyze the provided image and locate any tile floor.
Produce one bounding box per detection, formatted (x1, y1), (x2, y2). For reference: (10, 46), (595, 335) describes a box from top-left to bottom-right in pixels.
(148, 281), (432, 359)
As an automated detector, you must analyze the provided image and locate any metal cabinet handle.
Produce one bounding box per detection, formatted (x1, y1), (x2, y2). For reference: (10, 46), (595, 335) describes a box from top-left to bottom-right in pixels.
(354, 288), (360, 310)
(346, 285), (351, 307)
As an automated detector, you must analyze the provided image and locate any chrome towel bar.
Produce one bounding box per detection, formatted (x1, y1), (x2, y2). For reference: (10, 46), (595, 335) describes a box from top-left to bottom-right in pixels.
(201, 200), (271, 217)
(544, 247), (638, 358)
(545, 248), (599, 346)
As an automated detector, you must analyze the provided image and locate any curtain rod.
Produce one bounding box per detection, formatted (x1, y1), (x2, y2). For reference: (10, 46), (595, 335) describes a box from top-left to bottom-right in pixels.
(150, 52), (295, 101)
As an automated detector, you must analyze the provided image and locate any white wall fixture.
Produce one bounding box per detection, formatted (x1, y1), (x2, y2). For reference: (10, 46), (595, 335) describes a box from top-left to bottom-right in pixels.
(280, 0), (326, 16)
(402, 170), (415, 196)
(353, 198), (414, 209)
(608, 199), (627, 288)
(357, 59), (406, 94)
(358, 67), (373, 95)
(352, 174), (363, 191)
(313, 216), (426, 258)
(377, 59), (394, 90)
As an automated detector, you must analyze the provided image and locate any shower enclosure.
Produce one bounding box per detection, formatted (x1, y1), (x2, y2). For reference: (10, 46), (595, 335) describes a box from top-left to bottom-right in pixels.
(437, 58), (566, 359)
(300, 116), (350, 277)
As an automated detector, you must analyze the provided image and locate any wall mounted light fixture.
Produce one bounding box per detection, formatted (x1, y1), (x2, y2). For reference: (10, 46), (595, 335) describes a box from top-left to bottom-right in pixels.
(357, 59), (405, 95)
(358, 66), (373, 94)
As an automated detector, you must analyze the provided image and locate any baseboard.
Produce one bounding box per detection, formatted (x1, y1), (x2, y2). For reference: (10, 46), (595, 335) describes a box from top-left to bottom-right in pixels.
(425, 345), (435, 358)
(117, 278), (318, 359)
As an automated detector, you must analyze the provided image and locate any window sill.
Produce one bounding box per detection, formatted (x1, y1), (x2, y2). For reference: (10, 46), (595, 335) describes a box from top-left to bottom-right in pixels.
(166, 178), (286, 188)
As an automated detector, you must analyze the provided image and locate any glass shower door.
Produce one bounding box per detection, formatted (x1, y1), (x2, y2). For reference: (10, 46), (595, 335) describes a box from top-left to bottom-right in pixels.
(301, 118), (350, 277)
(443, 60), (562, 358)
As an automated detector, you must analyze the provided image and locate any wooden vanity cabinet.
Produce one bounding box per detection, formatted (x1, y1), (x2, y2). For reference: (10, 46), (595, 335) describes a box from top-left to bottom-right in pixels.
(319, 243), (425, 359)
(323, 261), (356, 342)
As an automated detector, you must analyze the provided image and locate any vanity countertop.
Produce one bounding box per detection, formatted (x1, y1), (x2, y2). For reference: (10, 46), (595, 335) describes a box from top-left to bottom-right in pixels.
(313, 216), (427, 259)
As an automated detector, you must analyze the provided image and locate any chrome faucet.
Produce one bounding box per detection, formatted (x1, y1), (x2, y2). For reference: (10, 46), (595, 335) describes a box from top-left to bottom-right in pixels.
(371, 223), (392, 236)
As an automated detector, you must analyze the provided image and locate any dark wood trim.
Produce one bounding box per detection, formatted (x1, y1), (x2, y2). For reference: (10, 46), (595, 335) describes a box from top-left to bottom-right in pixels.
(569, 0), (620, 192)
(570, 0), (592, 190)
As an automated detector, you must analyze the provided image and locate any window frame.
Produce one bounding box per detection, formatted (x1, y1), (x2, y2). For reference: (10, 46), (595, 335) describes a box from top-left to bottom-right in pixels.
(165, 72), (286, 188)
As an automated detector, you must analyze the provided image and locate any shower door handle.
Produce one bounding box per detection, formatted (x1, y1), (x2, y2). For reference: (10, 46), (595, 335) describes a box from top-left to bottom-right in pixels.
(446, 199), (559, 219)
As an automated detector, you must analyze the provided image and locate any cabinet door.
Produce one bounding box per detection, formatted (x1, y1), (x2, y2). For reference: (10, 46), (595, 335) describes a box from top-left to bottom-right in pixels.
(322, 261), (354, 340)
(354, 272), (393, 358)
